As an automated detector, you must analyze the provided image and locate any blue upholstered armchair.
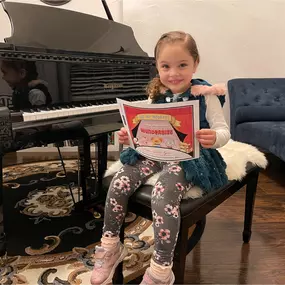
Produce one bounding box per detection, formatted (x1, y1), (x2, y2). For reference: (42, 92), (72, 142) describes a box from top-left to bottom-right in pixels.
(228, 78), (285, 162)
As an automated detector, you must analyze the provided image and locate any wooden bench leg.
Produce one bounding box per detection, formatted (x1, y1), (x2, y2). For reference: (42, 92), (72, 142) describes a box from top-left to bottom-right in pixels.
(187, 217), (206, 253)
(243, 169), (259, 243)
(173, 221), (189, 284)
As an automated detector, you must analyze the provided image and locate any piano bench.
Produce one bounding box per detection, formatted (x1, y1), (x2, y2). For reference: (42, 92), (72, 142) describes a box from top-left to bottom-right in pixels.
(102, 163), (260, 284)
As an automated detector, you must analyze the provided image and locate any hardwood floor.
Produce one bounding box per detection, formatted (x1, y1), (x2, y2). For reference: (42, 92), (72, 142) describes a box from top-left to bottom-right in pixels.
(2, 152), (285, 284)
(185, 155), (285, 284)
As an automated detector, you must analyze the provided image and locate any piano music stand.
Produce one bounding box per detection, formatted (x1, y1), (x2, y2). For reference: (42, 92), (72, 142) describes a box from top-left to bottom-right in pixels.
(101, 0), (114, 21)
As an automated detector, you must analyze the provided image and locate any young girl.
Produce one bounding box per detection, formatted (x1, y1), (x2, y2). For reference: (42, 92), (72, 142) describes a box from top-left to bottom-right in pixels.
(91, 31), (230, 285)
(1, 59), (52, 109)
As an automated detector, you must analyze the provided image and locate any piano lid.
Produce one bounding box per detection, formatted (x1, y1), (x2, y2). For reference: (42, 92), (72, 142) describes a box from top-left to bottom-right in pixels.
(1, 0), (148, 57)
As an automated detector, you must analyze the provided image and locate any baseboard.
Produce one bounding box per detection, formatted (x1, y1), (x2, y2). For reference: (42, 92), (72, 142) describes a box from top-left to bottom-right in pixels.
(15, 147), (120, 161)
(17, 146), (84, 154)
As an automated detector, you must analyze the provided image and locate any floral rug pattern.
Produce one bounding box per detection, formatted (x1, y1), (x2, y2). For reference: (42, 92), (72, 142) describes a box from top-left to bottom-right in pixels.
(1, 160), (154, 284)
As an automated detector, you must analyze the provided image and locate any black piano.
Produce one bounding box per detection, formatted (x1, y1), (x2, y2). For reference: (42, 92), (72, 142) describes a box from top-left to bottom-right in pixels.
(0, 0), (155, 255)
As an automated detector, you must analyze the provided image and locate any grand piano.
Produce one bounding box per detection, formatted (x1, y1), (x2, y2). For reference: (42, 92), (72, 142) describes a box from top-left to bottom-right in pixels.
(0, 0), (155, 255)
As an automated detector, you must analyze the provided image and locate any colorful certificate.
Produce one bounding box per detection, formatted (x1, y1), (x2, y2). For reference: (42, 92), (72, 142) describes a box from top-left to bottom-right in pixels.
(117, 98), (200, 162)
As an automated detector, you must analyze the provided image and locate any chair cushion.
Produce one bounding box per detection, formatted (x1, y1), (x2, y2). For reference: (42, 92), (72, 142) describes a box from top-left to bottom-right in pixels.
(236, 121), (285, 161)
(235, 106), (285, 124)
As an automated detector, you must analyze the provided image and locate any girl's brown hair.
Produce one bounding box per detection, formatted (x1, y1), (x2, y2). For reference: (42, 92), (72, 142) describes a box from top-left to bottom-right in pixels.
(146, 31), (200, 100)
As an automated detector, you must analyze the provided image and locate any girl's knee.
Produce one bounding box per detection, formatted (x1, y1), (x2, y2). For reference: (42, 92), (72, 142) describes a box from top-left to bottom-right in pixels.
(151, 187), (183, 206)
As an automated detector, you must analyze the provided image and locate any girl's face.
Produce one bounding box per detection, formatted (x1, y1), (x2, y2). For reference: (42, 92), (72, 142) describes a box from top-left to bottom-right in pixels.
(1, 63), (25, 88)
(156, 43), (198, 94)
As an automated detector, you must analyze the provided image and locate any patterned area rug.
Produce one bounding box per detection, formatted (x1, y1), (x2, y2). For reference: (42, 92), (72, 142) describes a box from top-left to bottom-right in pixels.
(1, 160), (154, 284)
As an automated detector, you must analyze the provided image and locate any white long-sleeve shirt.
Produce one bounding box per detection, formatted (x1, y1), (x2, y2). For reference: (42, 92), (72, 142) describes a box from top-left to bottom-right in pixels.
(204, 95), (231, 149)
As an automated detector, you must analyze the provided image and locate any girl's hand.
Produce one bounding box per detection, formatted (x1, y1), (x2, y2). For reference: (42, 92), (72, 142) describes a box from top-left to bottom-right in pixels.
(117, 127), (130, 145)
(196, 129), (216, 148)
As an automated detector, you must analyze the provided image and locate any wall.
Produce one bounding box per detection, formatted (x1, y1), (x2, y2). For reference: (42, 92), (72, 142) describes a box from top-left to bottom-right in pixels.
(123, 0), (285, 124)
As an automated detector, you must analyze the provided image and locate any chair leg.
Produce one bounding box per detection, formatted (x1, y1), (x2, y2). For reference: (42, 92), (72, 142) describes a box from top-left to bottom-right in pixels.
(173, 220), (189, 284)
(187, 217), (206, 253)
(243, 169), (259, 243)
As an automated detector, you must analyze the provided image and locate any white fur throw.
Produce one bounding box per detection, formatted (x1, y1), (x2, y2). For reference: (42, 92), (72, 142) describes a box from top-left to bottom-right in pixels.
(104, 140), (268, 199)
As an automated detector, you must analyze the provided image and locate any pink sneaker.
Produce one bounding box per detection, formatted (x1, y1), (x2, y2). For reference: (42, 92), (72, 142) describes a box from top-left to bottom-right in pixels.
(140, 267), (175, 285)
(90, 242), (128, 285)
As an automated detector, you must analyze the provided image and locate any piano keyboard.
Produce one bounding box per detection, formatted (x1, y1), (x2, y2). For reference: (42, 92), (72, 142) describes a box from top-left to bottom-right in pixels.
(21, 97), (148, 122)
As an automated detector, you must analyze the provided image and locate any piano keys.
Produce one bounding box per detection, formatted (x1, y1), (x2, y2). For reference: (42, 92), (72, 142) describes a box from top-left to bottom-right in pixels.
(0, 48), (153, 132)
(0, 44), (154, 124)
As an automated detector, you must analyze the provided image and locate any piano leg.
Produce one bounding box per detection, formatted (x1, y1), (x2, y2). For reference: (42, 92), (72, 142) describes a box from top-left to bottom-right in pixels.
(0, 155), (7, 257)
(77, 138), (92, 210)
(97, 134), (108, 189)
(76, 134), (109, 210)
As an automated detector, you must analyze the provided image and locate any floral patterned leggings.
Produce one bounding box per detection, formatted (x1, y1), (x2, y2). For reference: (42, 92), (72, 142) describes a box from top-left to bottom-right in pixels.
(103, 158), (192, 266)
